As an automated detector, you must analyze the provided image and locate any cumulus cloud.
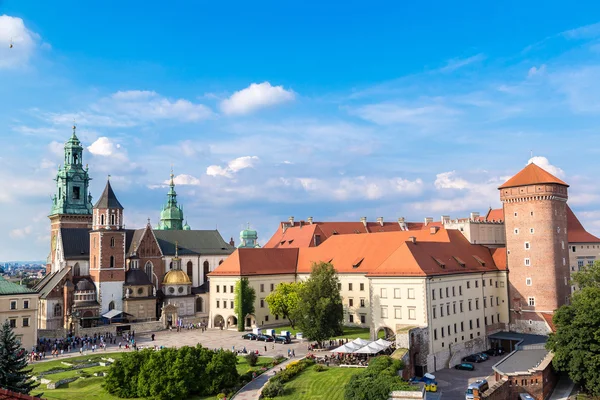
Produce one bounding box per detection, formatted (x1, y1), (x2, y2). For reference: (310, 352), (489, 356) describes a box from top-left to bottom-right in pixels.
(434, 171), (471, 190)
(220, 82), (295, 115)
(527, 156), (565, 178)
(10, 226), (32, 239)
(163, 174), (201, 186)
(0, 15), (39, 69)
(206, 156), (259, 178)
(88, 137), (122, 157)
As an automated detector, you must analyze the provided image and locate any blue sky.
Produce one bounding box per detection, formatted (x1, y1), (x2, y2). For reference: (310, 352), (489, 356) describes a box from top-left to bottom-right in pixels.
(2, 1), (600, 260)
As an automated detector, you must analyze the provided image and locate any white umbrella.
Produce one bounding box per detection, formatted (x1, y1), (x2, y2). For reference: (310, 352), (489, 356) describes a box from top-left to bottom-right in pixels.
(374, 338), (393, 348)
(354, 342), (386, 354)
(352, 338), (372, 346)
(330, 342), (363, 353)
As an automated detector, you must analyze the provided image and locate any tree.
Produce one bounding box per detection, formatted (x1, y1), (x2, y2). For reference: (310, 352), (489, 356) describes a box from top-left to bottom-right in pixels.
(0, 321), (38, 394)
(547, 261), (600, 396)
(235, 278), (256, 332)
(265, 282), (303, 328)
(295, 262), (343, 343)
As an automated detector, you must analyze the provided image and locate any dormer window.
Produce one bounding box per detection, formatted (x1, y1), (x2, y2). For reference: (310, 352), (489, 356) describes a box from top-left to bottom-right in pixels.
(432, 257), (446, 269)
(453, 256), (466, 268)
(473, 255), (485, 267)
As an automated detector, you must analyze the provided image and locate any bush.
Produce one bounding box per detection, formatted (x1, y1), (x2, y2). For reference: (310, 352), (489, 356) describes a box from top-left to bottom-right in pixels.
(262, 380), (285, 398)
(344, 356), (416, 400)
(313, 364), (328, 372)
(246, 352), (259, 367)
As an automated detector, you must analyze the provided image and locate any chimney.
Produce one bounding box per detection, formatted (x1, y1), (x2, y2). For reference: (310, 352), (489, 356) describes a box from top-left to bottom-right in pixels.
(398, 217), (407, 231)
(307, 216), (313, 225)
(289, 216), (295, 226)
(430, 226), (439, 234)
(409, 236), (417, 244)
(229, 237), (235, 247)
(424, 217), (433, 226)
(377, 217), (384, 226)
(441, 215), (450, 224)
(470, 212), (480, 221)
(360, 217), (367, 228)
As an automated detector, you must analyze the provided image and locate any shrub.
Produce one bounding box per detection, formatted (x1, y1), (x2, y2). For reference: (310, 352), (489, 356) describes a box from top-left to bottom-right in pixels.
(246, 352), (259, 367)
(262, 380), (285, 398)
(313, 364), (328, 372)
(344, 356), (416, 400)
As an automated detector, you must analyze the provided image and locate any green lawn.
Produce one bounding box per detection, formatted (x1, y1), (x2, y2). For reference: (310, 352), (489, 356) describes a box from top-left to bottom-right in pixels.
(271, 325), (371, 340)
(31, 353), (271, 400)
(276, 366), (361, 400)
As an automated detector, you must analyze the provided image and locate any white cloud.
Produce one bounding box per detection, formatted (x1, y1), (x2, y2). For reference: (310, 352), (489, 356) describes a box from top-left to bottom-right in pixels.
(527, 156), (565, 178)
(562, 22), (600, 39)
(350, 103), (458, 127)
(206, 156), (259, 178)
(434, 171), (471, 190)
(0, 15), (39, 69)
(220, 82), (296, 115)
(439, 53), (486, 72)
(295, 176), (424, 201)
(10, 226), (32, 239)
(528, 64), (547, 78)
(88, 137), (122, 157)
(164, 174), (201, 186)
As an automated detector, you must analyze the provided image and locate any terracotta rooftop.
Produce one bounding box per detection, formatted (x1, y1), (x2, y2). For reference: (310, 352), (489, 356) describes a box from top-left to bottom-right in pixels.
(499, 163), (568, 189)
(212, 229), (506, 278)
(0, 389), (42, 400)
(541, 312), (556, 333)
(566, 205), (600, 243)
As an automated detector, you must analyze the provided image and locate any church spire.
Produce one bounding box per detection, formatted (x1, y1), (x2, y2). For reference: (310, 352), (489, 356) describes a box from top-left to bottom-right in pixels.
(157, 167), (186, 230)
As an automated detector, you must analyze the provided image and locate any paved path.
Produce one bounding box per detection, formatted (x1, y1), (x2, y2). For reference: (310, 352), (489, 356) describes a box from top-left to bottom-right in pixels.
(233, 357), (299, 400)
(549, 376), (575, 400)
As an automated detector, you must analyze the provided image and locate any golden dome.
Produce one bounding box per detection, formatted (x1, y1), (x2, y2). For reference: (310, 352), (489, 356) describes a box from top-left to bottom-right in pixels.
(162, 270), (191, 285)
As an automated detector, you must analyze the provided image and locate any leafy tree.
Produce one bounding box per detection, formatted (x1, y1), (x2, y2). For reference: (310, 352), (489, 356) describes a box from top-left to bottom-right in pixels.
(295, 262), (343, 343)
(265, 282), (303, 328)
(245, 352), (258, 367)
(235, 278), (256, 332)
(206, 350), (239, 394)
(345, 356), (414, 400)
(104, 349), (152, 398)
(547, 261), (600, 396)
(0, 320), (38, 394)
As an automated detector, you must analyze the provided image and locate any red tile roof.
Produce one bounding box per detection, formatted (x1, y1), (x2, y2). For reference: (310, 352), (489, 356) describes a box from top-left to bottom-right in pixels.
(499, 163), (568, 189)
(0, 389), (42, 400)
(484, 208), (504, 222)
(209, 248), (298, 276)
(566, 205), (600, 243)
(541, 312), (556, 333)
(490, 247), (507, 270)
(212, 228), (506, 278)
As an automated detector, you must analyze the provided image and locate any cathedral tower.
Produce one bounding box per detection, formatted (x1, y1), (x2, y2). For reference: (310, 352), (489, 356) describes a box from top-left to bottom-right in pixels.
(157, 170), (186, 230)
(89, 180), (126, 314)
(48, 126), (93, 269)
(499, 163), (571, 334)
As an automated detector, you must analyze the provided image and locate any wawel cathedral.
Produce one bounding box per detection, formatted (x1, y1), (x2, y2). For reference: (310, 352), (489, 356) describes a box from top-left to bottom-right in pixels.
(35, 128), (235, 330)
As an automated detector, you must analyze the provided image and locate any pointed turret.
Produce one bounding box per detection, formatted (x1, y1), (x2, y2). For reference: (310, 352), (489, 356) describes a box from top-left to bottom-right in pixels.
(93, 178), (124, 230)
(94, 179), (124, 209)
(157, 168), (186, 230)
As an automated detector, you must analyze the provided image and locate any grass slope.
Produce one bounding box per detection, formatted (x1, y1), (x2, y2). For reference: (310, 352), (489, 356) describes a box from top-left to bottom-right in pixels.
(271, 325), (371, 340)
(277, 367), (361, 400)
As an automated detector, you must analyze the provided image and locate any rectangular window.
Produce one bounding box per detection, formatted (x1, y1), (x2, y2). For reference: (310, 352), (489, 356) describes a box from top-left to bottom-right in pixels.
(461, 321), (464, 331)
(360, 298), (365, 308)
(476, 299), (479, 310)
(440, 288), (443, 299)
(446, 287), (449, 297)
(572, 246), (576, 253)
(491, 315), (494, 324)
(22, 317), (29, 327)
(497, 297), (500, 306)
(381, 307), (388, 318)
(459, 302), (463, 312)
(380, 288), (387, 298)
(469, 320), (473, 330)
(270, 283), (274, 291)
(349, 298), (354, 307)
(216, 286), (220, 293)
(223, 285), (227, 293)
(459, 286), (462, 296)
(395, 307), (402, 319)
(408, 288), (415, 299)
(73, 186), (80, 200)
(216, 300), (220, 308)
(514, 228), (519, 234)
(432, 289), (436, 300)
(467, 281), (470, 289)
(525, 258), (531, 266)
(530, 228), (535, 234)
(441, 327), (445, 337)
(360, 283), (365, 291)
(275, 315), (279, 320)
(440, 307), (444, 317)
(230, 285), (234, 293)
(485, 316), (488, 325)
(433, 307), (436, 319)
(454, 323), (457, 334)
(446, 304), (450, 315)
(475, 281), (479, 288)
(434, 329), (438, 340)
(9, 319), (16, 328)
(360, 315), (366, 324)
(223, 301), (227, 309)
(526, 278), (532, 286)
(452, 286), (456, 296)
(265, 315), (269, 322)
(230, 301), (234, 309)
(483, 279), (486, 287)
(484, 298), (487, 308)
(338, 283), (342, 290)
(10, 301), (17, 310)
(453, 303), (456, 314)
(349, 315), (354, 323)
(349, 283), (353, 291)
(468, 300), (472, 311)
(394, 288), (401, 298)
(476, 318), (480, 328)
(525, 242), (530, 250)
(260, 284), (264, 292)
(23, 300), (29, 309)
(408, 308), (416, 320)
(528, 297), (535, 306)
(260, 299), (265, 308)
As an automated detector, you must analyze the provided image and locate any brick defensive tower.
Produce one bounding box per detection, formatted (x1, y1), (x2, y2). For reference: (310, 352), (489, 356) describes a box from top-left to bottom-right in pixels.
(89, 179), (126, 314)
(499, 163), (571, 334)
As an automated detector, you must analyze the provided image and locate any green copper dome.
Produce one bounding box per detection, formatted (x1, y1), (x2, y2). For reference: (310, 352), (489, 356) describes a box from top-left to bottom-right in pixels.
(238, 223), (260, 248)
(157, 170), (187, 230)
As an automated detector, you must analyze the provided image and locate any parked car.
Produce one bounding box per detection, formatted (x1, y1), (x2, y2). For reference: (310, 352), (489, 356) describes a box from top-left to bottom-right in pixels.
(455, 362), (475, 371)
(483, 347), (505, 356)
(461, 355), (482, 363)
(519, 394), (534, 400)
(274, 336), (291, 344)
(257, 334), (274, 342)
(475, 352), (489, 361)
(466, 379), (489, 400)
(242, 333), (257, 340)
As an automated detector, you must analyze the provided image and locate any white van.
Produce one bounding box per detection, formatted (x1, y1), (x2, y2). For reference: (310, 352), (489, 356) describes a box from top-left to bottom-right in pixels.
(465, 379), (489, 400)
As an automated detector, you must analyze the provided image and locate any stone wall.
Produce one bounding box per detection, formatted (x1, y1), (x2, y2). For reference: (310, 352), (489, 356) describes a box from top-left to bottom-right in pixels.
(427, 335), (486, 372)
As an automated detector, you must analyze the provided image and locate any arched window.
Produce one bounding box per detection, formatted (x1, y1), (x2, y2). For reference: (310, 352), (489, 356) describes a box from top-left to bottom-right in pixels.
(145, 261), (154, 283)
(203, 261), (210, 283)
(110, 256), (114, 268)
(111, 214), (115, 225)
(110, 237), (115, 247)
(187, 261), (193, 278)
(108, 301), (115, 311)
(101, 214), (105, 225)
(195, 297), (203, 313)
(73, 263), (80, 276)
(54, 304), (62, 317)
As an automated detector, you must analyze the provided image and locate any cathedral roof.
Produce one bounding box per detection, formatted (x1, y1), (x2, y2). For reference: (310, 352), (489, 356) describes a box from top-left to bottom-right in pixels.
(75, 278), (95, 291)
(153, 230), (234, 256)
(0, 276), (36, 295)
(125, 268), (153, 286)
(498, 162), (568, 189)
(163, 269), (191, 285)
(61, 228), (90, 260)
(94, 180), (124, 209)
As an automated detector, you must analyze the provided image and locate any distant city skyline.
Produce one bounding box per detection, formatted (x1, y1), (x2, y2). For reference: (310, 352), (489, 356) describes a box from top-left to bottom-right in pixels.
(3, 2), (600, 260)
